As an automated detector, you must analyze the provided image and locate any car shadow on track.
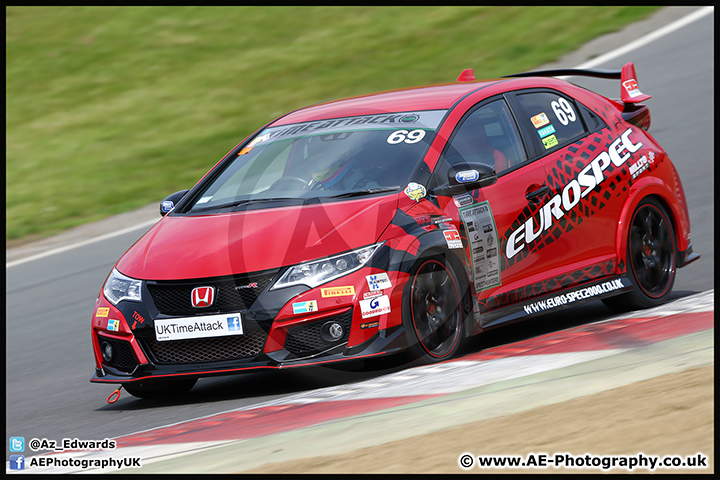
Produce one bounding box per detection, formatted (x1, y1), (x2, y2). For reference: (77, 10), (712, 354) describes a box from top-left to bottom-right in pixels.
(98, 291), (700, 411)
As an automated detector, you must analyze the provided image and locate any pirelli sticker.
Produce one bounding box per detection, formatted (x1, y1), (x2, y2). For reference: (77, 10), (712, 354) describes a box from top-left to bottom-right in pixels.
(460, 201), (501, 292)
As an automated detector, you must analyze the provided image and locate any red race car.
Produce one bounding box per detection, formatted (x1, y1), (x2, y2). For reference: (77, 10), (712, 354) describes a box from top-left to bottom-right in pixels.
(91, 62), (699, 398)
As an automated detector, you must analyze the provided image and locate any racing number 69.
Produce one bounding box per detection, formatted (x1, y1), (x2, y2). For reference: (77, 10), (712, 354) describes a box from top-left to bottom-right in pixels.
(551, 97), (576, 126)
(387, 129), (426, 144)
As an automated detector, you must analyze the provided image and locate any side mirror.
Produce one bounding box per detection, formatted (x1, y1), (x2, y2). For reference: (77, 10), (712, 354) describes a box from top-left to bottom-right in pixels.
(431, 162), (497, 197)
(159, 189), (190, 216)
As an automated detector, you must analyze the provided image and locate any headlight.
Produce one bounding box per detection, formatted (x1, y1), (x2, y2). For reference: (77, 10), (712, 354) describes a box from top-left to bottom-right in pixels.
(103, 268), (143, 305)
(271, 242), (384, 291)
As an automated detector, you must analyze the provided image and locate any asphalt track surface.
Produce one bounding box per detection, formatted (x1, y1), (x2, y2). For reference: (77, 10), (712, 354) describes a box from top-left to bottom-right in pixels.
(5, 6), (714, 473)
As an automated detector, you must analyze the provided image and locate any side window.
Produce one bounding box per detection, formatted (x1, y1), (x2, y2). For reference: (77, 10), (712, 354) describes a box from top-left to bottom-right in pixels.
(514, 91), (587, 153)
(440, 100), (527, 182)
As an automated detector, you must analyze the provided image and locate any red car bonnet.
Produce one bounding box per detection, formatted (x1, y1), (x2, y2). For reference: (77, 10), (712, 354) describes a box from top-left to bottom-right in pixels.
(115, 194), (399, 280)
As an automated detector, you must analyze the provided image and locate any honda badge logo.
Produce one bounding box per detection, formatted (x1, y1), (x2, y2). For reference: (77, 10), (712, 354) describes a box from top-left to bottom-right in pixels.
(191, 286), (215, 308)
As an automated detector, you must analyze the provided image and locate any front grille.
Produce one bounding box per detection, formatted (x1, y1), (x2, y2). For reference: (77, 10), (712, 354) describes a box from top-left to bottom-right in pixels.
(97, 334), (138, 373)
(147, 270), (279, 316)
(284, 309), (353, 357)
(143, 325), (267, 364)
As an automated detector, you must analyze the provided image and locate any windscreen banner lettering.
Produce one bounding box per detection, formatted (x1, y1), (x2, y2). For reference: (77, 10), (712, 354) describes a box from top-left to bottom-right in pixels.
(258, 110), (447, 144)
(506, 128), (642, 259)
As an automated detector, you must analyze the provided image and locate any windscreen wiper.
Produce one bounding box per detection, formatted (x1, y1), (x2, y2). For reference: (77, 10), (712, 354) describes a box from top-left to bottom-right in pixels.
(190, 197), (302, 213)
(323, 186), (401, 200)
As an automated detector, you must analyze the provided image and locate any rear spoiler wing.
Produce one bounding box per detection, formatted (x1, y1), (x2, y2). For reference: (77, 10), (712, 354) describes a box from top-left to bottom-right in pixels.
(500, 62), (651, 103)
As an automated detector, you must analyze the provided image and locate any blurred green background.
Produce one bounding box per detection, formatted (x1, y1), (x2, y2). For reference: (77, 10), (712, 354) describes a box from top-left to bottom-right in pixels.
(6, 6), (660, 244)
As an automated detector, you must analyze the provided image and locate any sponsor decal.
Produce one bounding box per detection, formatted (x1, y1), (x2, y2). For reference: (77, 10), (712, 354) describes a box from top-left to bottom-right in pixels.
(537, 124), (556, 138)
(160, 201), (174, 214)
(628, 152), (655, 179)
(238, 133), (270, 155)
(461, 202), (501, 292)
(191, 286), (215, 308)
(96, 307), (109, 318)
(366, 273), (392, 291)
(227, 316), (242, 332)
(321, 286), (355, 298)
(359, 295), (391, 319)
(360, 321), (380, 329)
(363, 290), (383, 299)
(107, 319), (120, 331)
(522, 278), (628, 315)
(453, 193), (474, 208)
(622, 79), (642, 98)
(455, 170), (479, 183)
(531, 112), (550, 128)
(154, 313), (244, 341)
(506, 128), (643, 259)
(542, 134), (559, 149)
(261, 110), (447, 144)
(292, 300), (318, 314)
(404, 182), (427, 201)
(443, 229), (464, 249)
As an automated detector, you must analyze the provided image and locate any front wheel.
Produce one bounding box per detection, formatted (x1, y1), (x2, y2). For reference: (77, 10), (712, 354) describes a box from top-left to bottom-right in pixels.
(404, 255), (465, 362)
(603, 197), (676, 312)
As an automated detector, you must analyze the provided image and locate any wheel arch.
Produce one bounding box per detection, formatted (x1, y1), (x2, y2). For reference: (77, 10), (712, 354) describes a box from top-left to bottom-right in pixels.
(614, 178), (684, 274)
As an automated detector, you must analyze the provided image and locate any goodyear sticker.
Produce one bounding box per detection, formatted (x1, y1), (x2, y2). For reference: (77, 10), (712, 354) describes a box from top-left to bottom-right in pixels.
(292, 300), (318, 314)
(359, 295), (391, 319)
(96, 307), (110, 318)
(537, 124), (556, 138)
(531, 112), (550, 128)
(107, 319), (120, 331)
(321, 286), (355, 298)
(542, 134), (559, 149)
(404, 182), (427, 201)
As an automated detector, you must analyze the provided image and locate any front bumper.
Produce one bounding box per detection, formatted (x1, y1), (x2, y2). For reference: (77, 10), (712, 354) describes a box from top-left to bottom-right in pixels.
(90, 262), (408, 385)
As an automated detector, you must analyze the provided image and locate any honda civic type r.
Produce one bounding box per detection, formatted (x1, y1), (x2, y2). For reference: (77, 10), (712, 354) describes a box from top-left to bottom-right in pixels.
(91, 63), (699, 398)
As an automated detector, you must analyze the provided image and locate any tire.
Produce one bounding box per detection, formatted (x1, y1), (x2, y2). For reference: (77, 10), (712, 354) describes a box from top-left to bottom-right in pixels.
(603, 197), (677, 312)
(122, 378), (197, 399)
(403, 254), (465, 363)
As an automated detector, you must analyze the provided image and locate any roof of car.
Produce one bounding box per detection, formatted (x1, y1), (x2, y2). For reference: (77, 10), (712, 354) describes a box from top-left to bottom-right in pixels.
(272, 79), (505, 126)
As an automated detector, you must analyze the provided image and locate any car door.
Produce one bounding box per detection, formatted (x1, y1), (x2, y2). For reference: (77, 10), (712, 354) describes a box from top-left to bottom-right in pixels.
(504, 88), (620, 286)
(429, 97), (559, 319)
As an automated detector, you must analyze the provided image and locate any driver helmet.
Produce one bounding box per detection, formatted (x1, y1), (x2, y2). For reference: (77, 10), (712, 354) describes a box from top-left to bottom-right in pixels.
(310, 151), (356, 188)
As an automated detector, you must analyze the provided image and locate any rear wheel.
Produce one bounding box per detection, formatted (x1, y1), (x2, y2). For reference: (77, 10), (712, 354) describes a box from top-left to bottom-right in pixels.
(603, 197), (676, 312)
(122, 378), (197, 399)
(404, 255), (465, 362)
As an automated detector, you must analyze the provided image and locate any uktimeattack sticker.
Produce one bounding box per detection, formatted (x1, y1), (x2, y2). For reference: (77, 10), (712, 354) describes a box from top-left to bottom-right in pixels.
(359, 295), (391, 319)
(460, 201), (501, 292)
(366, 273), (392, 291)
(155, 313), (244, 341)
(443, 229), (464, 249)
(107, 319), (120, 331)
(531, 112), (550, 128)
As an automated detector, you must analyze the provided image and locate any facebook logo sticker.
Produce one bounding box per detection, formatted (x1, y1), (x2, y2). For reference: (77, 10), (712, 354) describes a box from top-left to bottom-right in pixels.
(9, 455), (25, 470)
(227, 316), (242, 332)
(10, 436), (25, 452)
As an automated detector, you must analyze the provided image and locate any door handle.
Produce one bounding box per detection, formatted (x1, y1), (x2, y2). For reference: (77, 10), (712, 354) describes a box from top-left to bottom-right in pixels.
(525, 185), (550, 203)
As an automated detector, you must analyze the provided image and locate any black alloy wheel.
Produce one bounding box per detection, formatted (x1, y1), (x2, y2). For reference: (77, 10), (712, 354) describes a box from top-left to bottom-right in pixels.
(407, 256), (464, 361)
(603, 197), (676, 311)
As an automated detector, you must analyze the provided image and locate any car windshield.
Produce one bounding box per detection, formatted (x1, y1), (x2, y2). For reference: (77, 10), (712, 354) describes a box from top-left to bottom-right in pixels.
(187, 110), (446, 213)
